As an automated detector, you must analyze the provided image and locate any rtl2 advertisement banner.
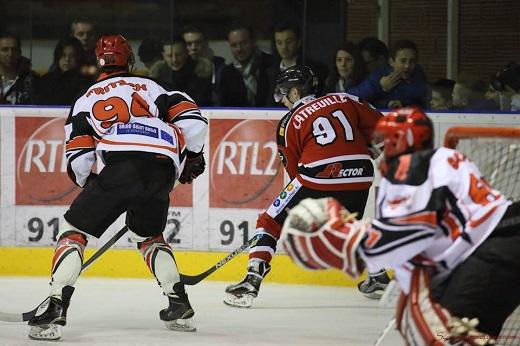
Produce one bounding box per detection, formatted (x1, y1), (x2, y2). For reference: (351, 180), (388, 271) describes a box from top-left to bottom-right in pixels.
(0, 107), (286, 251)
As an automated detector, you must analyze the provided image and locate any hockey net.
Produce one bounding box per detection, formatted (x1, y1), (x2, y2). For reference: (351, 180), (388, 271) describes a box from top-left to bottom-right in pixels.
(444, 126), (520, 345)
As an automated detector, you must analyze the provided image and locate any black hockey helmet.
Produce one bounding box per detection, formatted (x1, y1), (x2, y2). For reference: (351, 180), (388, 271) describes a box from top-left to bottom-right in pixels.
(274, 65), (318, 102)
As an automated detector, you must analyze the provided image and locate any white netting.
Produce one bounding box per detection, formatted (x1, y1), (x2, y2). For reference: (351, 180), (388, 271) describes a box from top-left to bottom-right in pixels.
(444, 127), (520, 345)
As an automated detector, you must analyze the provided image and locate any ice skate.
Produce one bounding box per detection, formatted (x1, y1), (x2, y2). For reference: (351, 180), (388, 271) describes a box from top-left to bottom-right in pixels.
(160, 283), (196, 332)
(28, 286), (74, 341)
(357, 271), (390, 299)
(224, 260), (270, 308)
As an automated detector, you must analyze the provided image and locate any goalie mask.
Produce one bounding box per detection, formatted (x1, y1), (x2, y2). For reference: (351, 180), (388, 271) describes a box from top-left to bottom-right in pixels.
(372, 107), (434, 160)
(274, 65), (318, 102)
(281, 198), (367, 278)
(95, 34), (134, 69)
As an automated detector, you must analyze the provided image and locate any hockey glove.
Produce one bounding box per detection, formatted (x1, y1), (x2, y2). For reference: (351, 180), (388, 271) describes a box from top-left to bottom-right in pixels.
(281, 197), (368, 278)
(179, 150), (205, 184)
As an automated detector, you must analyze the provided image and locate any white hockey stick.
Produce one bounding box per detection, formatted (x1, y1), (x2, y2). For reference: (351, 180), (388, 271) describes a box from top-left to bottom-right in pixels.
(374, 280), (401, 345)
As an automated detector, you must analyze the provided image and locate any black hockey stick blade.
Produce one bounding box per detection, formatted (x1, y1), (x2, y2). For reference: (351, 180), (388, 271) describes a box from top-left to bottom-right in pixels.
(180, 234), (261, 285)
(0, 225), (128, 323)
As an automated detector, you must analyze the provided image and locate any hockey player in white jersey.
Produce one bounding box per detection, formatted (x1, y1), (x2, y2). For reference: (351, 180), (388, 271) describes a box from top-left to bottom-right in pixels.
(27, 35), (208, 340)
(281, 107), (520, 345)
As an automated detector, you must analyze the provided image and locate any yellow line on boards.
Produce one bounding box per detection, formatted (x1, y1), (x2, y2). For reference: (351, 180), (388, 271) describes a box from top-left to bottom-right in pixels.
(0, 247), (362, 287)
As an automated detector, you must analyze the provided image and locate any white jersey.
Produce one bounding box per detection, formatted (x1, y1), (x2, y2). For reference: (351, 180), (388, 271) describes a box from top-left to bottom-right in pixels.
(64, 73), (208, 187)
(359, 147), (511, 293)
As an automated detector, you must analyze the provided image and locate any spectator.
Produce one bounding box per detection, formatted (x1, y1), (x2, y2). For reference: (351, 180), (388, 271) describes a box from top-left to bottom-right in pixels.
(37, 37), (91, 105)
(181, 25), (226, 104)
(324, 41), (365, 93)
(70, 18), (97, 78)
(218, 24), (275, 107)
(267, 21), (328, 104)
(485, 62), (520, 111)
(429, 78), (455, 110)
(347, 39), (428, 109)
(137, 37), (170, 82)
(452, 74), (499, 111)
(0, 31), (40, 105)
(358, 36), (389, 73)
(162, 36), (212, 106)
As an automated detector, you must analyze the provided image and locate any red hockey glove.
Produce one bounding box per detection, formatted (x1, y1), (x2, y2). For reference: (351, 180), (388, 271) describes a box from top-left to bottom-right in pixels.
(179, 150), (205, 184)
(281, 197), (368, 278)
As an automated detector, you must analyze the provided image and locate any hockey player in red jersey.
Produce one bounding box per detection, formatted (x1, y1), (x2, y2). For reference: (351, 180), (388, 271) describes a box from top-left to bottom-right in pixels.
(281, 107), (520, 345)
(27, 35), (207, 340)
(224, 65), (389, 308)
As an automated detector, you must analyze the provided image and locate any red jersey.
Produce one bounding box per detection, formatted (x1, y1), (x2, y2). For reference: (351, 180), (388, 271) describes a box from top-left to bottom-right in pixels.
(276, 93), (383, 191)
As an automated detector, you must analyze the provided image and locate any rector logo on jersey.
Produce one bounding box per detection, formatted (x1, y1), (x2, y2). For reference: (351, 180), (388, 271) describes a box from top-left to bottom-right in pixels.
(209, 119), (284, 208)
(16, 117), (79, 205)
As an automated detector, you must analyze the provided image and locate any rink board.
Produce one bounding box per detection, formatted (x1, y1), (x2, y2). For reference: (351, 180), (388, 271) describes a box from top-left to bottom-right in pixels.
(0, 106), (519, 285)
(0, 247), (360, 286)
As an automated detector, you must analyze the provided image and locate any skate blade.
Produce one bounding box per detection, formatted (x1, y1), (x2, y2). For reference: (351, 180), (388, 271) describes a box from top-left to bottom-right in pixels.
(28, 324), (62, 340)
(361, 289), (385, 300)
(164, 318), (196, 332)
(223, 293), (254, 308)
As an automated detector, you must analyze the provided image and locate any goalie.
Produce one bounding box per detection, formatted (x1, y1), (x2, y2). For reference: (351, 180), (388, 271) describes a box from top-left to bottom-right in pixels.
(281, 107), (520, 345)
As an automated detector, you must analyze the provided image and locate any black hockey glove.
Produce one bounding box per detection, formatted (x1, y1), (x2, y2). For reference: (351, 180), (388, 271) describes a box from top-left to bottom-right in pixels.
(179, 150), (205, 184)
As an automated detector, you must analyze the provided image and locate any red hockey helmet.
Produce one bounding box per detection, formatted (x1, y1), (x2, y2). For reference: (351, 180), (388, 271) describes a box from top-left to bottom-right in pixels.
(95, 35), (134, 68)
(373, 107), (434, 160)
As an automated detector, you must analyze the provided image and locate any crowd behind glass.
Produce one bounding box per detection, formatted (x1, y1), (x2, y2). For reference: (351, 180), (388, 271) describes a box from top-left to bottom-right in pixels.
(1, 19), (519, 112)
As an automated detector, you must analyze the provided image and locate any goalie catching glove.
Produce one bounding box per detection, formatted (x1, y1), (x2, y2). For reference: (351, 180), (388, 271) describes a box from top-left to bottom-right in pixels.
(179, 150), (205, 184)
(281, 197), (368, 278)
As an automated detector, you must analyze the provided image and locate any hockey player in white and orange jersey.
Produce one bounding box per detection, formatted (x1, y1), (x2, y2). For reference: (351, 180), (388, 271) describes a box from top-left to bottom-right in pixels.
(282, 107), (520, 345)
(224, 65), (389, 308)
(27, 35), (207, 340)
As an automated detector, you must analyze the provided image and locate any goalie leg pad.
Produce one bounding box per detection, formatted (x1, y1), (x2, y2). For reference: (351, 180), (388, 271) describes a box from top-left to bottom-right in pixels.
(50, 231), (87, 298)
(138, 234), (180, 296)
(397, 268), (453, 346)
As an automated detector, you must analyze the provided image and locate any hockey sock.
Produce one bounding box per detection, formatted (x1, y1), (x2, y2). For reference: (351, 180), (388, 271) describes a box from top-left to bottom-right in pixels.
(138, 234), (180, 296)
(50, 232), (87, 298)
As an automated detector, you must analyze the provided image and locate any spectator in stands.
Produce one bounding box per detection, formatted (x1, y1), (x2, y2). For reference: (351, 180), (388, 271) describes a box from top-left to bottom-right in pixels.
(324, 41), (366, 93)
(358, 37), (389, 74)
(347, 39), (428, 109)
(266, 21), (328, 105)
(0, 31), (40, 105)
(452, 74), (499, 111)
(37, 37), (91, 105)
(162, 36), (212, 106)
(429, 78), (455, 110)
(138, 37), (170, 82)
(485, 62), (520, 111)
(181, 25), (226, 105)
(218, 24), (275, 107)
(70, 18), (97, 78)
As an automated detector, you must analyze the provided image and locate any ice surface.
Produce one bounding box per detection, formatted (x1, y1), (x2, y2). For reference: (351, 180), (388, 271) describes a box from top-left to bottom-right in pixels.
(0, 277), (402, 345)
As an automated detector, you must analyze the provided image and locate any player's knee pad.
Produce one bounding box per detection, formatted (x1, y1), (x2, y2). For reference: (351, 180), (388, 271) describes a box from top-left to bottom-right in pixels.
(57, 219), (89, 243)
(137, 234), (180, 295)
(256, 212), (282, 239)
(50, 231), (87, 297)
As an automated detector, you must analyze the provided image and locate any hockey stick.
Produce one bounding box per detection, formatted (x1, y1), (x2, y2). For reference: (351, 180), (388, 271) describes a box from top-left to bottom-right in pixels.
(179, 234), (261, 285)
(0, 225), (128, 323)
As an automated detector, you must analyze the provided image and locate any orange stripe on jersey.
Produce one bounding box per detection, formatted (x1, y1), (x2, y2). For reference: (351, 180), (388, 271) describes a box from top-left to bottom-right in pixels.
(169, 124), (185, 152)
(99, 138), (178, 154)
(166, 101), (199, 122)
(66, 135), (96, 152)
(392, 211), (438, 228)
(469, 205), (498, 228)
(443, 212), (461, 240)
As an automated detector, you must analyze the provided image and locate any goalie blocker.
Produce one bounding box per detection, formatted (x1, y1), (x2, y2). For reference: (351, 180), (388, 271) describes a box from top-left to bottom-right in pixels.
(281, 107), (520, 345)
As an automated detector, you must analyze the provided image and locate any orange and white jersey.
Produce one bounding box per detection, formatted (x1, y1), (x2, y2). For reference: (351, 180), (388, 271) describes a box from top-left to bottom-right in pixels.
(276, 93), (382, 191)
(65, 73), (207, 187)
(359, 147), (511, 293)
